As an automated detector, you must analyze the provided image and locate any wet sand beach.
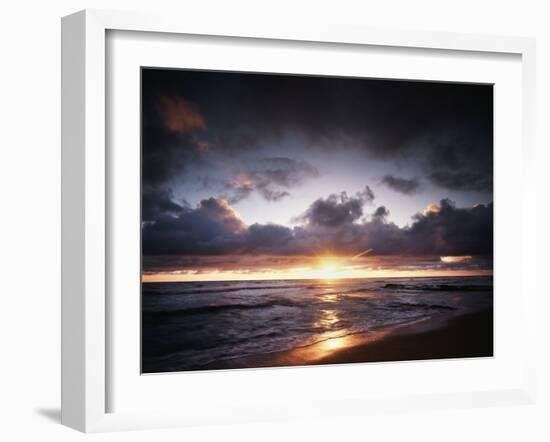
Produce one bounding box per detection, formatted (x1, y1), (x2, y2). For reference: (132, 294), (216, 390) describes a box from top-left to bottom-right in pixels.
(312, 308), (493, 366)
(200, 308), (493, 370)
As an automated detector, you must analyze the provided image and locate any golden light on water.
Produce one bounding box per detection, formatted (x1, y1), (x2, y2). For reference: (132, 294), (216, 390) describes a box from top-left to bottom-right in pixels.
(313, 307), (340, 329)
(319, 294), (338, 303)
(274, 287), (399, 362)
(310, 295), (355, 355)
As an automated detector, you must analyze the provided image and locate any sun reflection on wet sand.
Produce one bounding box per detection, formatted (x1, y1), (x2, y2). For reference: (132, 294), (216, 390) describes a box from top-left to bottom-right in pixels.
(272, 290), (395, 365)
(274, 329), (392, 366)
(317, 333), (353, 352)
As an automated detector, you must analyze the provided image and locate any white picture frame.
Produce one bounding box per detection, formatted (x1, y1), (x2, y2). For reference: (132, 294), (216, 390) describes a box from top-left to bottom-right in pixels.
(61, 9), (537, 433)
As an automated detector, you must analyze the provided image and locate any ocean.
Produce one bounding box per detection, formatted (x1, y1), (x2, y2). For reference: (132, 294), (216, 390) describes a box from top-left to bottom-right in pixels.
(142, 275), (493, 373)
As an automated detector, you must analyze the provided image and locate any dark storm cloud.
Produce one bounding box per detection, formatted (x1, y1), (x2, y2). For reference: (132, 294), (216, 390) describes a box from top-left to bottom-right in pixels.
(300, 195), (362, 227)
(423, 133), (493, 192)
(294, 186), (374, 228)
(141, 115), (208, 185)
(142, 189), (492, 268)
(381, 175), (422, 195)
(142, 69), (493, 193)
(142, 197), (247, 255)
(406, 199), (493, 256)
(243, 223), (294, 253)
(428, 170), (492, 192)
(141, 89), (211, 186)
(225, 157), (319, 203)
(142, 186), (186, 222)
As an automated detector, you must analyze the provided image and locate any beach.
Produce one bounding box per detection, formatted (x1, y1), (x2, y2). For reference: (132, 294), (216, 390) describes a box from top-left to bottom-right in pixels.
(198, 308), (493, 370)
(316, 309), (493, 365)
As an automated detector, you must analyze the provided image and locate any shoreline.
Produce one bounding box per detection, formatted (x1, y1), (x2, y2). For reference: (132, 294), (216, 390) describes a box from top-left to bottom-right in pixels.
(310, 308), (493, 366)
(196, 308), (493, 371)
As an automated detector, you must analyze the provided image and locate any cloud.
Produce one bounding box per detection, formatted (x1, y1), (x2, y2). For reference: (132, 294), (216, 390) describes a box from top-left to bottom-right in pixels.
(294, 186), (374, 228)
(140, 92), (212, 186)
(225, 157), (319, 203)
(259, 157), (319, 187)
(422, 202), (441, 216)
(372, 206), (390, 220)
(142, 69), (492, 194)
(142, 197), (246, 255)
(423, 134), (493, 192)
(141, 121), (209, 186)
(440, 255), (472, 263)
(143, 188), (492, 272)
(299, 194), (363, 227)
(428, 170), (492, 192)
(356, 185), (375, 205)
(381, 175), (422, 194)
(158, 95), (206, 133)
(243, 223), (294, 253)
(142, 254), (306, 274)
(406, 199), (493, 256)
(142, 186), (186, 222)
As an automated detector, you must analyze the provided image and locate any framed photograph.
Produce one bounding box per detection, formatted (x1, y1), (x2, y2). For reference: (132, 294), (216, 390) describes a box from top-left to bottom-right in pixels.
(61, 9), (538, 432)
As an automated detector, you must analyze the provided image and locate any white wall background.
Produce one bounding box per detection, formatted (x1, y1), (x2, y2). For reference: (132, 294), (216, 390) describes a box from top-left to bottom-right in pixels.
(0, 1), (548, 440)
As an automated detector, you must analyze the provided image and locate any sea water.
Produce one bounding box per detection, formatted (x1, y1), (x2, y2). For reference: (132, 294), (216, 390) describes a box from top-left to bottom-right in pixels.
(142, 275), (493, 372)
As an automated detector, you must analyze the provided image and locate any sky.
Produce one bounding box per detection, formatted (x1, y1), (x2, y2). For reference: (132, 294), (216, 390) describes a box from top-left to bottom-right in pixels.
(141, 68), (493, 282)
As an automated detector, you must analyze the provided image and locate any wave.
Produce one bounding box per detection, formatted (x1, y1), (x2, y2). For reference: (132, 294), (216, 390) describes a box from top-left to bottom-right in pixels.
(143, 299), (304, 320)
(384, 302), (456, 312)
(144, 283), (305, 296)
(381, 283), (492, 292)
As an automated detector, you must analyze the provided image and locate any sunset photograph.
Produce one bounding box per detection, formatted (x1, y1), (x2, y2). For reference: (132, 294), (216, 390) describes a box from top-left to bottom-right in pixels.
(140, 68), (493, 373)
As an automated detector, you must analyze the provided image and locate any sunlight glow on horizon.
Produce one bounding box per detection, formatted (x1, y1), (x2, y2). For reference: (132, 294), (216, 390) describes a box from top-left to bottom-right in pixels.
(142, 262), (493, 283)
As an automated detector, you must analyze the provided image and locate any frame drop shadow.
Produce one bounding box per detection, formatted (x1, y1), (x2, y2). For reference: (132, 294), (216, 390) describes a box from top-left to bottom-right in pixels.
(35, 408), (61, 423)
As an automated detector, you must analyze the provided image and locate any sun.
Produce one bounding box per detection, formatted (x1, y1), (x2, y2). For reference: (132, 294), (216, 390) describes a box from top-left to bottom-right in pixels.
(315, 258), (344, 280)
(319, 264), (338, 280)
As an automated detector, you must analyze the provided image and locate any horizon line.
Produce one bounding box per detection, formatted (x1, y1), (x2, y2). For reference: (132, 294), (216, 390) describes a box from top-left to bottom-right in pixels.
(142, 270), (494, 284)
